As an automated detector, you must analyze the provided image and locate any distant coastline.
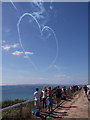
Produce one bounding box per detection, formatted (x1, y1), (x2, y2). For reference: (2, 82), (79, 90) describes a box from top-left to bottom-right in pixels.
(0, 83), (83, 86)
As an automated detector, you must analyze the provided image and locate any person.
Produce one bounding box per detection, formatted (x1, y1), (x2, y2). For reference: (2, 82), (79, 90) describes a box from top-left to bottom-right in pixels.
(46, 86), (53, 111)
(56, 86), (62, 107)
(62, 86), (67, 99)
(47, 96), (53, 112)
(83, 85), (88, 96)
(47, 86), (52, 97)
(42, 88), (47, 109)
(34, 88), (41, 110)
(70, 86), (73, 93)
(87, 88), (90, 101)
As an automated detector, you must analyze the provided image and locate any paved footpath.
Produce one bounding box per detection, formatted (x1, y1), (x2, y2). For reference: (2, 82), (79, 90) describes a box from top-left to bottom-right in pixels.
(55, 89), (89, 118)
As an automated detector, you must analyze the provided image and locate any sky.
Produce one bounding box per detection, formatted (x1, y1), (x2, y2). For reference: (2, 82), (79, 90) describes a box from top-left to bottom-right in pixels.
(1, 2), (88, 85)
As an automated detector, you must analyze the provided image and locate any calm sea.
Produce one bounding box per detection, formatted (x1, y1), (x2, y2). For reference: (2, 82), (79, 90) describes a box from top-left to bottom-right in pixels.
(0, 84), (70, 101)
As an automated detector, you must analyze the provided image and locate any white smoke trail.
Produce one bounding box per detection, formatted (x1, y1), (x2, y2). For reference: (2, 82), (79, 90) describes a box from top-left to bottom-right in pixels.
(9, 0), (18, 11)
(32, 1), (45, 20)
(3, 1), (58, 71)
(17, 12), (58, 71)
(17, 13), (42, 70)
(42, 26), (59, 70)
(15, 1), (58, 71)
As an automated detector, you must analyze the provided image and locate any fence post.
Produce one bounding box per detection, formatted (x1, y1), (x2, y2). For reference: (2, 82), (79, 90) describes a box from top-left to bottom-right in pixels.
(20, 103), (22, 120)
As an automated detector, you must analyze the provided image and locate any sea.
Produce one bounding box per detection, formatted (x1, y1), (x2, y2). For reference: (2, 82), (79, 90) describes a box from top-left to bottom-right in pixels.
(0, 84), (71, 102)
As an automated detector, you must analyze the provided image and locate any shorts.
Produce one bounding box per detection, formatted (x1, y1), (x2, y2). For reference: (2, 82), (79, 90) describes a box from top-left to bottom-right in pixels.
(47, 98), (53, 106)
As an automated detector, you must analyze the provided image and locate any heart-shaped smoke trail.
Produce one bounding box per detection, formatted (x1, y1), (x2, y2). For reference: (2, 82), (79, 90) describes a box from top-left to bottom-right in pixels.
(17, 13), (58, 71)
(9, 1), (59, 71)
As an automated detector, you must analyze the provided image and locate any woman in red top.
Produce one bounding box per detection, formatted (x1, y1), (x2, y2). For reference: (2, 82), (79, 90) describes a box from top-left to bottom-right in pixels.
(47, 86), (52, 97)
(47, 86), (53, 111)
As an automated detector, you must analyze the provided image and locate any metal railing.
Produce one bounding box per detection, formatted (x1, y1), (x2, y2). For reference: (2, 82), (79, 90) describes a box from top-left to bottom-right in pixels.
(1, 99), (34, 119)
(0, 100), (33, 112)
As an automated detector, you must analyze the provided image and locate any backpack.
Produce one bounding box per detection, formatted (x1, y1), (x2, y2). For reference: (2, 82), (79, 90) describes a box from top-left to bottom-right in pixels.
(31, 109), (40, 116)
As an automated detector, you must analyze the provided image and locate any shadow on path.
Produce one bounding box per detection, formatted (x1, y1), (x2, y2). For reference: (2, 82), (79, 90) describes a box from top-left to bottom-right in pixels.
(39, 104), (78, 119)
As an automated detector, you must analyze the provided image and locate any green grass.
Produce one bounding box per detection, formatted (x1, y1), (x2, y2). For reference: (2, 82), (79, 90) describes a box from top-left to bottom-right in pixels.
(2, 99), (25, 108)
(2, 100), (34, 119)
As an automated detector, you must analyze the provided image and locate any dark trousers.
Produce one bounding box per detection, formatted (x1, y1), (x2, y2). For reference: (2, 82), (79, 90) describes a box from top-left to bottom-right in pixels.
(42, 98), (47, 108)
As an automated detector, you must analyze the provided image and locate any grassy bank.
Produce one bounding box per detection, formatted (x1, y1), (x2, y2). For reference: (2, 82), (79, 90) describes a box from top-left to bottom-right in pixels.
(2, 99), (25, 108)
(2, 99), (34, 120)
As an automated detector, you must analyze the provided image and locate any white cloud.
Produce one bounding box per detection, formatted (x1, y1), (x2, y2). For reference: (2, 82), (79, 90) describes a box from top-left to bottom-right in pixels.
(12, 51), (23, 55)
(11, 44), (19, 48)
(12, 51), (34, 56)
(25, 52), (34, 55)
(32, 12), (44, 20)
(2, 43), (19, 51)
(2, 45), (11, 50)
(31, 1), (49, 27)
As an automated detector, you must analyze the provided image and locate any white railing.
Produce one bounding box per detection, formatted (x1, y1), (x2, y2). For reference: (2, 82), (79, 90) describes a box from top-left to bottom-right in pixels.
(0, 99), (33, 112)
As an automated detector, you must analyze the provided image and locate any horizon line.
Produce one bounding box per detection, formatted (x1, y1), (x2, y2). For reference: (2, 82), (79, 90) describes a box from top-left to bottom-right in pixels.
(0, 83), (86, 86)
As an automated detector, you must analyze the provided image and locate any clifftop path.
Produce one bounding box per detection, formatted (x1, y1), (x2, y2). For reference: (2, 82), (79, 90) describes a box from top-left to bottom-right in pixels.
(46, 89), (89, 119)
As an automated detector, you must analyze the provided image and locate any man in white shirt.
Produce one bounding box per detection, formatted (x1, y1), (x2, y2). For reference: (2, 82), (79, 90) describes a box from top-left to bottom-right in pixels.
(34, 88), (40, 109)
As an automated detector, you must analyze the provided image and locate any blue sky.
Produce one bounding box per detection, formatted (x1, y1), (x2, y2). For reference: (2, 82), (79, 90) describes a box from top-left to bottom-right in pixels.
(1, 2), (88, 85)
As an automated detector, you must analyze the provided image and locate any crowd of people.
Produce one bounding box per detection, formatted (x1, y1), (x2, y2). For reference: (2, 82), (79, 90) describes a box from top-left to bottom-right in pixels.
(33, 85), (81, 112)
(70, 85), (81, 93)
(34, 86), (53, 112)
